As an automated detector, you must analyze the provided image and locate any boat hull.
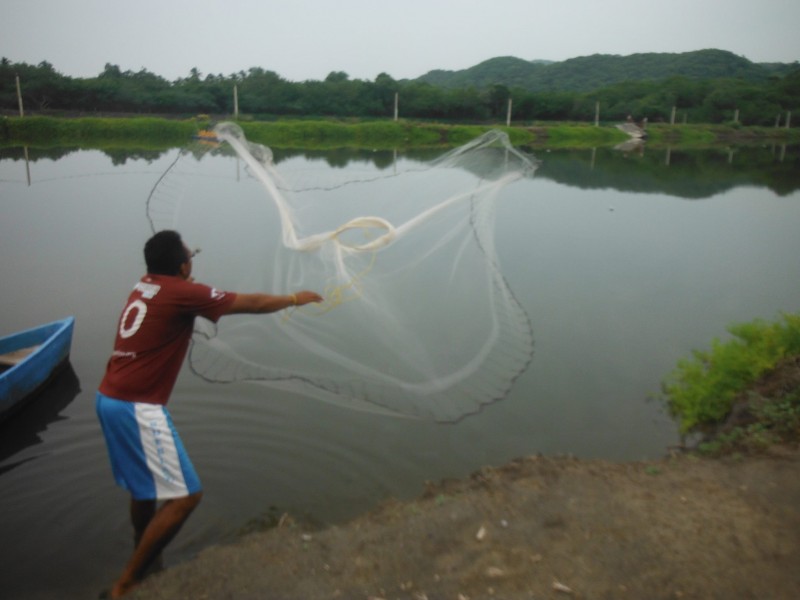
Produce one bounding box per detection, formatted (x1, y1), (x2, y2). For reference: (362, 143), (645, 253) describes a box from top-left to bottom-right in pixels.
(0, 317), (75, 423)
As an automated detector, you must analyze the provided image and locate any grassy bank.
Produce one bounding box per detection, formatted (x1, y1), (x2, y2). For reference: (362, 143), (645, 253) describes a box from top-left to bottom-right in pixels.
(661, 312), (800, 454)
(231, 119), (539, 148)
(0, 115), (197, 147)
(0, 115), (635, 149)
(644, 122), (800, 147)
(0, 115), (554, 148)
(2, 115), (798, 150)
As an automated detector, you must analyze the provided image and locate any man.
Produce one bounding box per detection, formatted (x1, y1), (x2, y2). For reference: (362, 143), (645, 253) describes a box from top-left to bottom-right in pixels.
(96, 230), (323, 598)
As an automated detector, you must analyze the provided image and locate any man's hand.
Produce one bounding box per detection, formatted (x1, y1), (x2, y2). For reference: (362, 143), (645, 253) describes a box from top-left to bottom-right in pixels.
(292, 291), (324, 306)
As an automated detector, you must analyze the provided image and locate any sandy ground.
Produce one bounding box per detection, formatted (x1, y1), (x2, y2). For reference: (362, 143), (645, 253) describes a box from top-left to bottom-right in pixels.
(123, 444), (800, 600)
(123, 359), (800, 599)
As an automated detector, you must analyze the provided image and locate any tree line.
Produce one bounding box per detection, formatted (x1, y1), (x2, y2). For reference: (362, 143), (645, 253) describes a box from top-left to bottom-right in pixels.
(2, 58), (798, 126)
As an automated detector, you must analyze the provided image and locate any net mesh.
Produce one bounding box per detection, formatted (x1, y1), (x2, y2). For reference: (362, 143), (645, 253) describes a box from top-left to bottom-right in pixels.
(148, 122), (539, 422)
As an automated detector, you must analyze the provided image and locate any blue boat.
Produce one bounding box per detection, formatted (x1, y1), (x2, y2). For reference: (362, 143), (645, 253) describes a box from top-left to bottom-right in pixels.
(0, 317), (75, 423)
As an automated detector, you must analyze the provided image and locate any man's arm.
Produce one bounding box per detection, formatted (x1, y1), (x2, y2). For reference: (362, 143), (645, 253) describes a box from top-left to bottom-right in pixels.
(223, 290), (323, 315)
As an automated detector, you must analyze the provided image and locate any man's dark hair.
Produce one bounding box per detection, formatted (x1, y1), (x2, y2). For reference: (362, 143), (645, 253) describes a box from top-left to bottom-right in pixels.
(144, 230), (188, 275)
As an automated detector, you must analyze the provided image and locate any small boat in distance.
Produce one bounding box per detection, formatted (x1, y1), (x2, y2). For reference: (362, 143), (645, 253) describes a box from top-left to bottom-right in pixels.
(616, 117), (648, 139)
(0, 317), (75, 423)
(192, 129), (220, 144)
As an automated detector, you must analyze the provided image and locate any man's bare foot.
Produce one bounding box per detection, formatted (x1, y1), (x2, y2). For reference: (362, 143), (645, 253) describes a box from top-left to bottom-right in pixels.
(110, 579), (139, 599)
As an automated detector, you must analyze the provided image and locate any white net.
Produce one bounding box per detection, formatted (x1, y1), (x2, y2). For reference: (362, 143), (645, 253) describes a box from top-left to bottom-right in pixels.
(149, 122), (539, 422)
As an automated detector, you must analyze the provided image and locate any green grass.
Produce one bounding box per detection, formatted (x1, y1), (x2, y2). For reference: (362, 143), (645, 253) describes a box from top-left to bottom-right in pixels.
(1, 115), (197, 146)
(1, 115), (525, 149)
(239, 120), (442, 148)
(3, 115), (798, 151)
(236, 121), (531, 149)
(643, 123), (800, 147)
(662, 312), (800, 434)
(535, 123), (629, 147)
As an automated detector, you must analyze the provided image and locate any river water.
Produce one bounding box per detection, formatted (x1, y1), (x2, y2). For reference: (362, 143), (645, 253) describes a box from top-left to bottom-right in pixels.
(1, 140), (799, 599)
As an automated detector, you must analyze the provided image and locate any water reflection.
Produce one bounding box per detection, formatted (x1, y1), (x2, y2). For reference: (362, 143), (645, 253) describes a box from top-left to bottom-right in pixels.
(613, 138), (645, 155)
(0, 364), (81, 475)
(4, 142), (798, 198)
(534, 144), (800, 198)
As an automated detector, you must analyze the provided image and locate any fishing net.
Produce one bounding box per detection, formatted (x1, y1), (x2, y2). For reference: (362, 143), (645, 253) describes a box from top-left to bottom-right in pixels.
(147, 122), (539, 422)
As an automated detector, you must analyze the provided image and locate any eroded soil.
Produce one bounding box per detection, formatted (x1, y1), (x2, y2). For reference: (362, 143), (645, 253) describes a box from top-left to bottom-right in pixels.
(127, 361), (800, 600)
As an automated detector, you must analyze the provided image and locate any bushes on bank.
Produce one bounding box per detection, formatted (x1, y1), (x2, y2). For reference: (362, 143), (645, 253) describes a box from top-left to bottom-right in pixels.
(662, 313), (800, 433)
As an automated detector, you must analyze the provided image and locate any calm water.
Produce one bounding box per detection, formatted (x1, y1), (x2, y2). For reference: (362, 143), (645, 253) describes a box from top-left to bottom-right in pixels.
(1, 141), (799, 599)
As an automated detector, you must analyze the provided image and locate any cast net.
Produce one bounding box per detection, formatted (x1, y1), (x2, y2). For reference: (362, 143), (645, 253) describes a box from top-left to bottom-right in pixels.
(146, 122), (539, 422)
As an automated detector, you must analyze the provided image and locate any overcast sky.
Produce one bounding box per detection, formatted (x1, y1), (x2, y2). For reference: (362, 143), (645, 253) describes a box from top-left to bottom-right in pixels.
(2, 0), (799, 82)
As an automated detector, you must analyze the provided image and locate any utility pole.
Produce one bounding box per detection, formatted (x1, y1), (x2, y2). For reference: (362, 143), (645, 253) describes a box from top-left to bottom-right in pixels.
(394, 92), (399, 121)
(506, 98), (512, 127)
(16, 75), (24, 117)
(233, 84), (239, 120)
(594, 101), (600, 126)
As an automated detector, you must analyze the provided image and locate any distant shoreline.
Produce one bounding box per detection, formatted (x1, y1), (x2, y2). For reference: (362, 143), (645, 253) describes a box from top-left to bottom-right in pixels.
(2, 113), (799, 149)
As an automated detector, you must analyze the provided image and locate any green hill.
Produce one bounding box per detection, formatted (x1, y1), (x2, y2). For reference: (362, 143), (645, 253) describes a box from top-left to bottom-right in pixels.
(416, 49), (787, 92)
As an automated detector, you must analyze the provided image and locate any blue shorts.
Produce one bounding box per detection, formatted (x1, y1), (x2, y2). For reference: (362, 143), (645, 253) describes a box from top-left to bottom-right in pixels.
(96, 392), (202, 501)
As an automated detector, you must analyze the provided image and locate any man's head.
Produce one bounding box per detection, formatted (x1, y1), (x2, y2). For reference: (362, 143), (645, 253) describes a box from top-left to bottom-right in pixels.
(144, 230), (192, 278)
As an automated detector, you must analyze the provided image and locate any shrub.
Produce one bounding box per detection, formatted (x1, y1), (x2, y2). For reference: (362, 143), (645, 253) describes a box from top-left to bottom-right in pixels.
(662, 313), (800, 433)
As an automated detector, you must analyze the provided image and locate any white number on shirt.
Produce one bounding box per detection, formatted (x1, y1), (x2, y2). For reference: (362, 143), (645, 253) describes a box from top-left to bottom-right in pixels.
(119, 299), (147, 338)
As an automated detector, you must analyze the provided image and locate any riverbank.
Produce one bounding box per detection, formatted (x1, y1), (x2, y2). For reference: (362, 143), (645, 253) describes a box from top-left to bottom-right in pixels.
(123, 360), (800, 600)
(3, 114), (799, 150)
(123, 448), (800, 600)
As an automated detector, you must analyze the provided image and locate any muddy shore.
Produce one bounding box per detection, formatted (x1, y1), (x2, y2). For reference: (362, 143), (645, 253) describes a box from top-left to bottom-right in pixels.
(122, 359), (800, 599)
(124, 444), (800, 600)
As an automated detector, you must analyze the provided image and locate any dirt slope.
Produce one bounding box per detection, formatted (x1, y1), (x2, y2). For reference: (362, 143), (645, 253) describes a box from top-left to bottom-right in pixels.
(127, 446), (800, 600)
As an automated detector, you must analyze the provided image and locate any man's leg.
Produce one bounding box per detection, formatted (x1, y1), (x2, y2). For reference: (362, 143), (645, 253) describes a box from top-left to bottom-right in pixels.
(130, 498), (166, 575)
(111, 491), (202, 598)
(130, 498), (156, 547)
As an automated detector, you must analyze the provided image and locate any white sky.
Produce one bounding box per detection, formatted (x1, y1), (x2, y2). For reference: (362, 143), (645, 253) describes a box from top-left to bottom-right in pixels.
(2, 0), (799, 82)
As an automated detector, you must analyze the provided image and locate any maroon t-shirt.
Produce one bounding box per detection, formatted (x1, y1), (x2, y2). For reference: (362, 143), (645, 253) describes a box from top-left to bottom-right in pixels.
(99, 274), (236, 405)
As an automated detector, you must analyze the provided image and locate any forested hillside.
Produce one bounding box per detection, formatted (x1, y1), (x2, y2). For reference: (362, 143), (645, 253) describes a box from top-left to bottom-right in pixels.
(415, 49), (785, 92)
(1, 50), (798, 126)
